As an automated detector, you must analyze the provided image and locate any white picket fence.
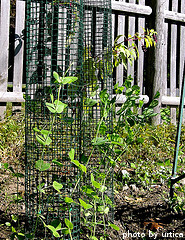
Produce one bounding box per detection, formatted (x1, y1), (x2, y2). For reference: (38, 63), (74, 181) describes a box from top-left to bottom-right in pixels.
(0, 0), (25, 118)
(1, 0), (185, 124)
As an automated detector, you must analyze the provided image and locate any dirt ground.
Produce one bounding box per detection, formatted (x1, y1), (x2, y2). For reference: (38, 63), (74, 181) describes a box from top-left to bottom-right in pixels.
(0, 174), (185, 240)
(111, 185), (185, 240)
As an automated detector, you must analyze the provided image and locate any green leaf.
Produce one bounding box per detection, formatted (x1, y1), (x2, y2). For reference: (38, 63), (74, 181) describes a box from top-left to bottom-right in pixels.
(154, 91), (160, 99)
(50, 219), (61, 230)
(92, 180), (100, 189)
(125, 88), (133, 96)
(130, 163), (136, 169)
(46, 101), (67, 114)
(79, 163), (87, 173)
(12, 172), (24, 178)
(33, 127), (40, 133)
(9, 166), (15, 173)
(11, 226), (16, 233)
(82, 186), (94, 195)
(109, 223), (120, 231)
(11, 215), (18, 222)
(52, 159), (63, 167)
(71, 159), (80, 167)
(65, 197), (74, 203)
(98, 206), (109, 214)
(99, 185), (107, 193)
(64, 218), (73, 230)
(114, 83), (125, 94)
(37, 183), (45, 193)
(45, 102), (56, 113)
(79, 198), (93, 210)
(91, 173), (94, 182)
(149, 99), (158, 108)
(92, 137), (107, 146)
(137, 137), (144, 144)
(71, 160), (86, 173)
(53, 181), (63, 192)
(99, 121), (107, 135)
(90, 237), (98, 240)
(54, 100), (67, 113)
(62, 76), (78, 85)
(99, 89), (109, 103)
(104, 207), (109, 214)
(139, 100), (144, 108)
(40, 129), (52, 136)
(84, 98), (98, 107)
(35, 160), (51, 171)
(85, 211), (92, 217)
(50, 93), (54, 103)
(47, 225), (60, 238)
(4, 163), (9, 170)
(36, 134), (52, 146)
(69, 148), (75, 161)
(53, 71), (60, 83)
(62, 228), (69, 234)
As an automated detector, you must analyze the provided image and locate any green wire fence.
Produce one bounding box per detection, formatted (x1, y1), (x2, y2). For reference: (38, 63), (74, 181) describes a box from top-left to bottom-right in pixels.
(25, 0), (112, 238)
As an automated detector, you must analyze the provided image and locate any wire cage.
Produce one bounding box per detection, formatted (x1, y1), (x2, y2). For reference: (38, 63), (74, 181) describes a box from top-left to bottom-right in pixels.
(82, 0), (114, 220)
(25, 0), (112, 238)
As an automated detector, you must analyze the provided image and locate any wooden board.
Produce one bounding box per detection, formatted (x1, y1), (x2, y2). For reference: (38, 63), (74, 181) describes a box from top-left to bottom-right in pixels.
(0, 0), (10, 118)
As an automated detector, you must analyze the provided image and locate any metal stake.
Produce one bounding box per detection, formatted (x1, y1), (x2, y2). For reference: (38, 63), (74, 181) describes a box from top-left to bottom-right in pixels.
(170, 63), (185, 198)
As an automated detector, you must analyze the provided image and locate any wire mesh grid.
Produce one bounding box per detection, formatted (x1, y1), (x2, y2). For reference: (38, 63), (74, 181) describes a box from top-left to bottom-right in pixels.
(25, 0), (112, 238)
(82, 0), (113, 218)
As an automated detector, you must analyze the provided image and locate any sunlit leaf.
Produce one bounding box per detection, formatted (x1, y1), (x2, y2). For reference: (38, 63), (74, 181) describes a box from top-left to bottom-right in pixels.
(109, 223), (120, 231)
(65, 197), (74, 203)
(69, 148), (75, 161)
(53, 181), (63, 192)
(62, 76), (78, 85)
(35, 160), (51, 171)
(65, 218), (73, 230)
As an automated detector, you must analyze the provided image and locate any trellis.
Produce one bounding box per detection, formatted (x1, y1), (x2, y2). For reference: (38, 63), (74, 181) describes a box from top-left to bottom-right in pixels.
(25, 0), (112, 238)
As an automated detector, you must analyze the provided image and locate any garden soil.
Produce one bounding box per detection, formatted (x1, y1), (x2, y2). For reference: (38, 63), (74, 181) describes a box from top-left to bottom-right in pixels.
(0, 171), (185, 240)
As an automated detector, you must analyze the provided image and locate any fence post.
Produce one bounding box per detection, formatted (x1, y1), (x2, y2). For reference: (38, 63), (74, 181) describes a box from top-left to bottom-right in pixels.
(12, 0), (25, 113)
(152, 0), (167, 125)
(0, 0), (10, 119)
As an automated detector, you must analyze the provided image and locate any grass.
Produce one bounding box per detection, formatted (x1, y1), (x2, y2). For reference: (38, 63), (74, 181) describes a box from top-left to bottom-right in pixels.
(0, 103), (25, 166)
(1, 107), (184, 191)
(1, 107), (185, 238)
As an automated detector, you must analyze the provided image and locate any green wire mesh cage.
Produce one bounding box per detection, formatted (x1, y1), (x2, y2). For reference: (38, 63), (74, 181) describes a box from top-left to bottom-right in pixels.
(25, 0), (112, 238)
(82, 0), (114, 221)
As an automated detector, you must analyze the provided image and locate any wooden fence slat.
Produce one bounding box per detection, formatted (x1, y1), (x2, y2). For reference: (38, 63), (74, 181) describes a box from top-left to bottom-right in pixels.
(12, 0), (26, 112)
(13, 0), (25, 93)
(116, 0), (125, 86)
(0, 0), (10, 118)
(179, 2), (185, 94)
(127, 0), (136, 81)
(162, 0), (169, 98)
(179, 1), (185, 123)
(170, 1), (178, 125)
(137, 0), (145, 94)
(152, 0), (167, 125)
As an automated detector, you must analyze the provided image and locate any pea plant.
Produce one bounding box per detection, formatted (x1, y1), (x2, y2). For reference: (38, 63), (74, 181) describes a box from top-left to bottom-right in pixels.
(8, 29), (159, 239)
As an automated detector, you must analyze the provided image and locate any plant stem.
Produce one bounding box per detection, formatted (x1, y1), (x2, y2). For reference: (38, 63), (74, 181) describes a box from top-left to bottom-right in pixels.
(93, 199), (97, 237)
(69, 212), (73, 240)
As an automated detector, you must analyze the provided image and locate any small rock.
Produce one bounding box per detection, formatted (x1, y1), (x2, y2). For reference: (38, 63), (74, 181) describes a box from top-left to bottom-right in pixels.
(130, 184), (138, 192)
